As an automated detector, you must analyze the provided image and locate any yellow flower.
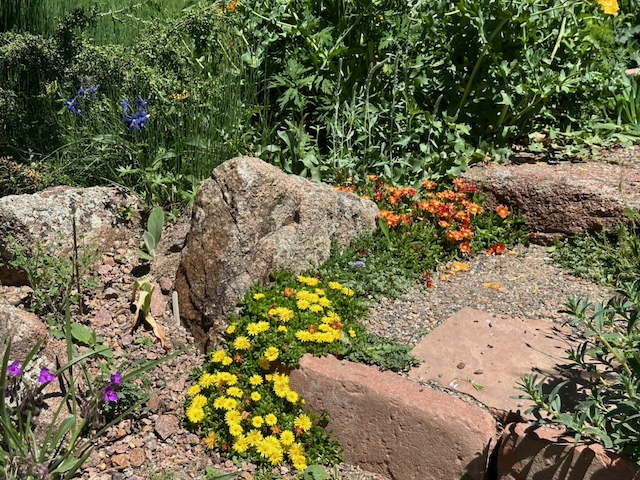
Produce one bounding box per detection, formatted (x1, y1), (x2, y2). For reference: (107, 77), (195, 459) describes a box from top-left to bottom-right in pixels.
(191, 394), (207, 409)
(292, 455), (308, 471)
(187, 385), (201, 396)
(233, 435), (250, 453)
(288, 442), (305, 458)
(253, 293), (266, 300)
(198, 372), (216, 388)
(203, 432), (217, 450)
(295, 330), (313, 342)
(223, 398), (238, 410)
(286, 390), (299, 403)
(314, 288), (325, 296)
(264, 346), (279, 361)
(265, 413), (278, 426)
(256, 321), (270, 332)
(221, 356), (233, 366)
(349, 329), (356, 338)
(309, 304), (323, 313)
(226, 325), (236, 334)
(269, 449), (284, 465)
(278, 325), (288, 332)
(269, 307), (294, 322)
(247, 429), (264, 446)
(341, 287), (355, 297)
(228, 422), (243, 436)
(274, 383), (289, 398)
(247, 323), (261, 336)
(280, 430), (295, 446)
(273, 373), (289, 386)
(211, 350), (227, 363)
(294, 414), (312, 432)
(328, 281), (342, 290)
(186, 405), (205, 423)
(318, 297), (332, 307)
(297, 299), (310, 310)
(233, 336), (252, 350)
(225, 410), (242, 425)
(252, 416), (264, 428)
(597, 0), (619, 15)
(258, 356), (271, 370)
(257, 436), (282, 460)
(226, 386), (243, 398)
(296, 290), (319, 303)
(251, 391), (262, 402)
(249, 374), (263, 386)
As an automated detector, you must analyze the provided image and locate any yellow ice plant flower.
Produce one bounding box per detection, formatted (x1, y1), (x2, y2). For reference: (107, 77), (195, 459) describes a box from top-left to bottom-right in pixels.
(272, 373), (289, 386)
(597, 0), (619, 14)
(247, 429), (264, 446)
(187, 384), (201, 396)
(186, 405), (205, 423)
(251, 391), (262, 401)
(341, 287), (355, 297)
(225, 410), (242, 425)
(249, 374), (263, 386)
(228, 422), (243, 436)
(203, 432), (217, 450)
(258, 356), (271, 370)
(286, 390), (299, 404)
(218, 372), (238, 385)
(318, 297), (332, 307)
(288, 443), (305, 459)
(280, 430), (295, 446)
(190, 394), (207, 409)
(292, 455), (308, 471)
(322, 312), (341, 324)
(233, 336), (252, 350)
(273, 383), (289, 398)
(278, 325), (288, 332)
(264, 346), (279, 362)
(349, 329), (356, 338)
(213, 397), (226, 409)
(269, 307), (294, 322)
(198, 372), (216, 388)
(328, 281), (342, 290)
(222, 398), (238, 410)
(233, 435), (250, 453)
(296, 275), (319, 286)
(269, 449), (284, 465)
(256, 321), (270, 332)
(319, 324), (333, 332)
(294, 413), (312, 433)
(296, 290), (319, 303)
(257, 435), (282, 461)
(295, 330), (313, 342)
(226, 386), (243, 398)
(314, 288), (325, 296)
(253, 293), (266, 300)
(297, 299), (310, 310)
(265, 413), (278, 426)
(309, 304), (323, 313)
(252, 416), (264, 428)
(211, 350), (227, 363)
(221, 356), (233, 366)
(226, 325), (236, 334)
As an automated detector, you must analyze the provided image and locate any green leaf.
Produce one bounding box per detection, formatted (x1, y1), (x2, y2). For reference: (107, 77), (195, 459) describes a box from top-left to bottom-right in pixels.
(147, 206), (164, 244)
(70, 323), (94, 346)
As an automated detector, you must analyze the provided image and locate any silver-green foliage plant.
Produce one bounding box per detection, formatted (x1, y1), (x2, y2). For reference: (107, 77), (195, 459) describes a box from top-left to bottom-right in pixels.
(516, 280), (640, 463)
(138, 206), (164, 261)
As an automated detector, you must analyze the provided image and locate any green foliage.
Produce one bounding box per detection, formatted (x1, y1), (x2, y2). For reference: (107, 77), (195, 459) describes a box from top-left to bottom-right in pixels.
(201, 467), (242, 480)
(138, 206), (165, 261)
(344, 333), (420, 373)
(3, 236), (98, 318)
(549, 211), (640, 287)
(516, 280), (640, 463)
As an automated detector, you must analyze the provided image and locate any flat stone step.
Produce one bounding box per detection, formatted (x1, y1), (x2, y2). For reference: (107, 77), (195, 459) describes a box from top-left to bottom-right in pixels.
(408, 308), (580, 421)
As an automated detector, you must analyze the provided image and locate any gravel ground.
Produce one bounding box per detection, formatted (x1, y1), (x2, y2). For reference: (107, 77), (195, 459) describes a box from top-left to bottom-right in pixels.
(0, 232), (615, 480)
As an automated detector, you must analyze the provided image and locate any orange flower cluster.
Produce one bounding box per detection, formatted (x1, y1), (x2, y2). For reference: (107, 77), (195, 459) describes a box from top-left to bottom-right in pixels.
(487, 242), (506, 255)
(364, 177), (482, 254)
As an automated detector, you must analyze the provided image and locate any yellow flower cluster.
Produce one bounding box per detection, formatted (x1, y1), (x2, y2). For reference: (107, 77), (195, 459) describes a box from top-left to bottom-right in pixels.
(269, 373), (300, 404)
(247, 321), (270, 336)
(597, 0), (619, 15)
(186, 394), (207, 423)
(211, 349), (233, 365)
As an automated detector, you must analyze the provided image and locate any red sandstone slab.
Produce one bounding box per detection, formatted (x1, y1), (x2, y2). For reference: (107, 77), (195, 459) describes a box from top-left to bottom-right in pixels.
(497, 422), (640, 479)
(409, 308), (579, 421)
(290, 354), (496, 480)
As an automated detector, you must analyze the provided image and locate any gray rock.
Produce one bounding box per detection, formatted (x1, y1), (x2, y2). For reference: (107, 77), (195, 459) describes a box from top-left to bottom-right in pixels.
(0, 186), (139, 285)
(175, 157), (378, 348)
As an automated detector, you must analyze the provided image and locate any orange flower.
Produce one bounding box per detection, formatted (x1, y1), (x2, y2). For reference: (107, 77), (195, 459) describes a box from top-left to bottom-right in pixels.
(496, 205), (510, 219)
(283, 288), (295, 297)
(226, 0), (238, 12)
(446, 230), (464, 242)
(465, 202), (483, 215)
(487, 242), (506, 255)
(438, 220), (450, 229)
(367, 174), (378, 182)
(388, 195), (400, 206)
(334, 185), (355, 193)
(374, 192), (385, 202)
(422, 180), (437, 190)
(459, 241), (471, 253)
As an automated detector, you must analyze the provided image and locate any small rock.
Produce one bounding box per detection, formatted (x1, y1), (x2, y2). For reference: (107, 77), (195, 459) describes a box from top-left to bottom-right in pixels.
(155, 414), (179, 440)
(94, 308), (113, 327)
(457, 362), (465, 369)
(97, 264), (113, 276)
(103, 256), (116, 267)
(111, 454), (129, 468)
(147, 394), (163, 413)
(121, 333), (134, 346)
(158, 276), (173, 294)
(129, 448), (146, 467)
(104, 288), (119, 300)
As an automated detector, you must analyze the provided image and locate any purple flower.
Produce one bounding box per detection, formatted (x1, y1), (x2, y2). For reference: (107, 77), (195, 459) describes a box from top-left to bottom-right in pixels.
(110, 372), (122, 386)
(77, 86), (86, 97)
(87, 85), (98, 98)
(135, 98), (149, 111)
(353, 261), (366, 268)
(64, 98), (82, 115)
(120, 99), (130, 113)
(38, 367), (56, 384)
(7, 361), (21, 376)
(103, 385), (119, 403)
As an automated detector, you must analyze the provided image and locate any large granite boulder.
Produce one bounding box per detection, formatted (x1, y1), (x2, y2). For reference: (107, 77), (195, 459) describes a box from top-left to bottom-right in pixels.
(0, 186), (139, 285)
(175, 157), (378, 348)
(462, 162), (640, 244)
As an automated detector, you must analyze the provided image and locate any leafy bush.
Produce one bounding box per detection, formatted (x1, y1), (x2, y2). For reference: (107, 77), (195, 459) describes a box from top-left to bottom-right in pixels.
(517, 280), (640, 463)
